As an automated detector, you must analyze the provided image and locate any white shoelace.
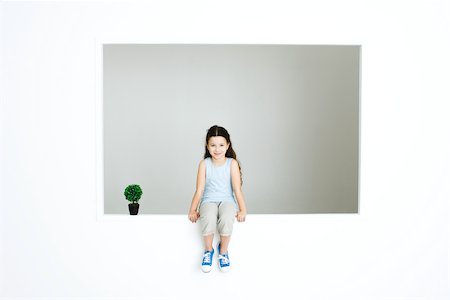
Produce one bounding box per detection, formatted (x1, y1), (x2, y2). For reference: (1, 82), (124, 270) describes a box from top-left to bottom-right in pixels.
(218, 254), (229, 265)
(202, 252), (212, 263)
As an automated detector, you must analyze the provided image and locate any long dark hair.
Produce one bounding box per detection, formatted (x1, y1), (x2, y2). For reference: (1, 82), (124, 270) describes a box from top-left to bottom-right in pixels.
(204, 125), (243, 186)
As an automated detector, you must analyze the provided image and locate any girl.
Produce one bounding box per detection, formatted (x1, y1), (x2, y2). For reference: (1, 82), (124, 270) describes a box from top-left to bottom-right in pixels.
(188, 125), (247, 273)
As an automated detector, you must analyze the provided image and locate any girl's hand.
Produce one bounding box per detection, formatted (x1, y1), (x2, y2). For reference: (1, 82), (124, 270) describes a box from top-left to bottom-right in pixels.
(188, 210), (200, 223)
(236, 210), (247, 222)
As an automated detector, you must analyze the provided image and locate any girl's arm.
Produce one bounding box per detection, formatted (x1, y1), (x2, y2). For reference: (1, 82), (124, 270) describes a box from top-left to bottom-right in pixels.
(188, 159), (206, 213)
(231, 159), (247, 214)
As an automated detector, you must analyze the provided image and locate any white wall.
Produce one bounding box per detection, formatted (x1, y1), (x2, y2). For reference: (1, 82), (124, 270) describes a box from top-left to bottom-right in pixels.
(102, 44), (360, 214)
(1, 1), (449, 299)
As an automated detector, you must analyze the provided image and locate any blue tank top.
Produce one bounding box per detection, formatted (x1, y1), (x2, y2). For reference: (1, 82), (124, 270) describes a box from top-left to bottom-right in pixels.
(201, 157), (237, 207)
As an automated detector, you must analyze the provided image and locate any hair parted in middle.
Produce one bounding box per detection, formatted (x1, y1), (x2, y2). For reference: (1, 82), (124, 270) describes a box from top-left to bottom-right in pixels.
(204, 125), (243, 186)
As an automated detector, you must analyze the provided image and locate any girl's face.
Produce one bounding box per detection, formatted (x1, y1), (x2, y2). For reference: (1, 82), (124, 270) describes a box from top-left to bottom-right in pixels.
(207, 136), (230, 160)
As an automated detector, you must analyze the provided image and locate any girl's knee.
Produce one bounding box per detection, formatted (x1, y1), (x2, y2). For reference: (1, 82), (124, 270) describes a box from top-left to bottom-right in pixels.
(200, 218), (217, 236)
(217, 215), (235, 236)
(218, 223), (234, 236)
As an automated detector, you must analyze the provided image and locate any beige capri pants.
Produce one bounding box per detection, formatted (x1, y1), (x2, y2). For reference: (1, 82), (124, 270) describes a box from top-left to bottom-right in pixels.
(199, 201), (238, 236)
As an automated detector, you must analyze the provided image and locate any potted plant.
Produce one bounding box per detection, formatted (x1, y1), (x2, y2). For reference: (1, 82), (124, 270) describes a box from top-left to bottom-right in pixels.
(124, 184), (142, 215)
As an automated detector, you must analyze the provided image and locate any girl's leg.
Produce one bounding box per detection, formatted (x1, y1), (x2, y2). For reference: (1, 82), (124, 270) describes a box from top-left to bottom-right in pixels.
(217, 202), (237, 253)
(199, 202), (219, 251)
(219, 235), (231, 254)
(204, 234), (214, 251)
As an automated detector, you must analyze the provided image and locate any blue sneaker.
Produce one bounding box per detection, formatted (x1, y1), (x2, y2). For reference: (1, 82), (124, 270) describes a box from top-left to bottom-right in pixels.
(217, 243), (230, 272)
(201, 248), (214, 273)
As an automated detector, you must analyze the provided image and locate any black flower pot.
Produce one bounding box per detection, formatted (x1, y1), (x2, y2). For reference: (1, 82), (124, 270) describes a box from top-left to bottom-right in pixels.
(128, 203), (140, 215)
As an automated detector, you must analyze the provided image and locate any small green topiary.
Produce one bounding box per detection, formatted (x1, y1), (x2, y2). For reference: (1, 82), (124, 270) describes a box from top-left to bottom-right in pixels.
(124, 184), (143, 203)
